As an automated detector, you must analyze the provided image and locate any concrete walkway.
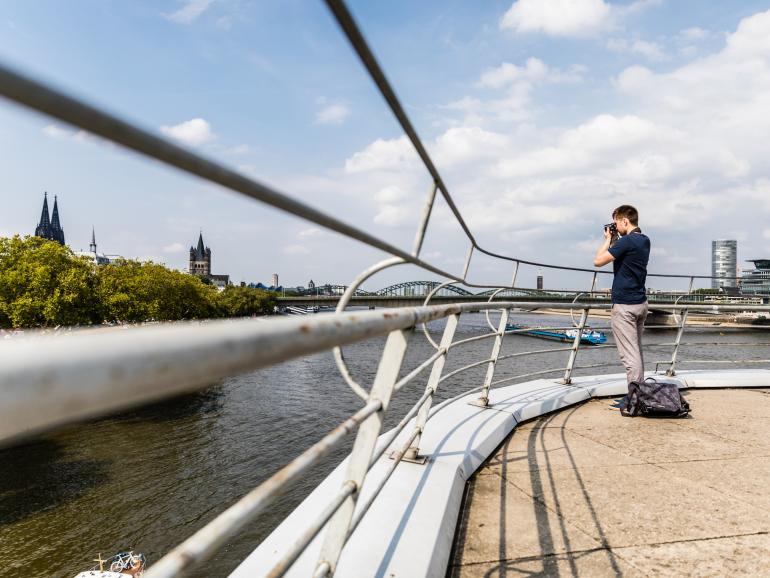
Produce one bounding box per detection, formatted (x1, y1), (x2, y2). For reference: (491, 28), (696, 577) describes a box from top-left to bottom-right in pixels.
(449, 389), (770, 577)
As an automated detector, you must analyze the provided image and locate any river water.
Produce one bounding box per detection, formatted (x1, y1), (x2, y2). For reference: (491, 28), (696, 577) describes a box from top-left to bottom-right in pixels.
(2, 311), (769, 578)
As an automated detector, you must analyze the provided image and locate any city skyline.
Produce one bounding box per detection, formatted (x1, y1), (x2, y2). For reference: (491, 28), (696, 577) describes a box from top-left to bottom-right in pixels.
(3, 2), (770, 290)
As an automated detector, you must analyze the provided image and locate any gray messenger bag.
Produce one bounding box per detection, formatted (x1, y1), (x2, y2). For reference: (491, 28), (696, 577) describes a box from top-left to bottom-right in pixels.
(620, 377), (690, 418)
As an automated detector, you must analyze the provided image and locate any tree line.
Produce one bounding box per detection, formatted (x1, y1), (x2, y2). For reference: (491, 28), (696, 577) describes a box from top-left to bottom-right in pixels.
(0, 235), (276, 328)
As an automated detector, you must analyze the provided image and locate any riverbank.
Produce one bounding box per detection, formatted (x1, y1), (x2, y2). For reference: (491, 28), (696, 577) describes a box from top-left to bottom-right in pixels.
(527, 308), (770, 329)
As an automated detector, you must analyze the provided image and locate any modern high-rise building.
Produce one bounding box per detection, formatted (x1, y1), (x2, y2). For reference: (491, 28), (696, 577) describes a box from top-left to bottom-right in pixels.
(741, 259), (770, 295)
(711, 239), (737, 289)
(271, 273), (279, 288)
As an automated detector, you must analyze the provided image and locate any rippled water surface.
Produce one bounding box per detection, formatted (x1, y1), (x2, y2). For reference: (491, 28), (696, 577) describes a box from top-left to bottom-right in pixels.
(2, 312), (769, 578)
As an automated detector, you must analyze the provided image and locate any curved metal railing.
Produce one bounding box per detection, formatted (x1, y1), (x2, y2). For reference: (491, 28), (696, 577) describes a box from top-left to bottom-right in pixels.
(1, 1), (769, 577)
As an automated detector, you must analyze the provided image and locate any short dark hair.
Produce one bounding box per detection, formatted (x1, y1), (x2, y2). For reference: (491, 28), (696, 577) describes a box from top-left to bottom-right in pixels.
(612, 205), (639, 225)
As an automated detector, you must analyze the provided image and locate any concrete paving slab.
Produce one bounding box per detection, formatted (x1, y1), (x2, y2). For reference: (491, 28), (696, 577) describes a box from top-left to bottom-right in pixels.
(574, 420), (763, 463)
(451, 472), (602, 564)
(502, 463), (770, 548)
(448, 547), (645, 578)
(678, 419), (770, 452)
(453, 389), (770, 578)
(616, 533), (770, 577)
(679, 388), (770, 421)
(655, 456), (770, 509)
(482, 422), (644, 475)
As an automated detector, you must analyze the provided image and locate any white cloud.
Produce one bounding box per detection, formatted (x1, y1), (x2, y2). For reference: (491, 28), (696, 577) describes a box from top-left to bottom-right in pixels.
(162, 242), (186, 253)
(448, 58), (584, 124)
(43, 124), (75, 139)
(678, 27), (710, 42)
(344, 136), (417, 173)
(477, 58), (584, 89)
(374, 185), (411, 204)
(500, 0), (659, 38)
(315, 103), (350, 125)
(607, 38), (666, 61)
(297, 227), (322, 239)
(42, 124), (106, 146)
(433, 126), (509, 167)
(163, 0), (215, 24)
(501, 0), (612, 37)
(283, 244), (310, 255)
(370, 186), (422, 228)
(160, 118), (216, 146)
(373, 204), (414, 227)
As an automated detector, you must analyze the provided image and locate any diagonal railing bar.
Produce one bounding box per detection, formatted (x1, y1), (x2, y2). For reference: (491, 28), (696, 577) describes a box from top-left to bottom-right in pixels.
(412, 181), (438, 257)
(348, 425), (422, 535)
(143, 401), (381, 578)
(370, 388), (434, 466)
(393, 348), (446, 393)
(317, 328), (411, 574)
(323, 0), (477, 247)
(562, 308), (589, 385)
(265, 481), (357, 578)
(473, 307), (510, 406)
(405, 312), (459, 461)
(438, 357), (495, 385)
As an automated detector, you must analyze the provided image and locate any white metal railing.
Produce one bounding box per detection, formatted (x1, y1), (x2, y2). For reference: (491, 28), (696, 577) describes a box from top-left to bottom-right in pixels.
(1, 0), (770, 577)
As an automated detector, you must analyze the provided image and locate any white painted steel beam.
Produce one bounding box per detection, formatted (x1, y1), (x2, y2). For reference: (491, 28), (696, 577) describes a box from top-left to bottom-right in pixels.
(0, 305), (454, 443)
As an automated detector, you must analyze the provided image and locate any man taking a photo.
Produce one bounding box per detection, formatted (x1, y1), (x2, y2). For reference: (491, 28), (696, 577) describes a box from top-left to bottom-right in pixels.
(594, 205), (651, 386)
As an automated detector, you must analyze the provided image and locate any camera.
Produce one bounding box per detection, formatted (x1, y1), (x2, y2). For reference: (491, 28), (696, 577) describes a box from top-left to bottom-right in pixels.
(604, 222), (618, 236)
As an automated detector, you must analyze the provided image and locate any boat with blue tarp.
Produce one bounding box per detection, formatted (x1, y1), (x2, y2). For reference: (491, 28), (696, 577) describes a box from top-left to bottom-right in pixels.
(505, 323), (608, 345)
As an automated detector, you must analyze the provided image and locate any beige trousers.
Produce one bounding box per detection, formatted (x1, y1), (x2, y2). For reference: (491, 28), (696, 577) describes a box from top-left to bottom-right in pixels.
(611, 301), (649, 384)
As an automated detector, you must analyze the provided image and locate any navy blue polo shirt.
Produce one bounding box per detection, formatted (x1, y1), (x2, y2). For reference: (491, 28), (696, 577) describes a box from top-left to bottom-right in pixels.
(608, 231), (650, 304)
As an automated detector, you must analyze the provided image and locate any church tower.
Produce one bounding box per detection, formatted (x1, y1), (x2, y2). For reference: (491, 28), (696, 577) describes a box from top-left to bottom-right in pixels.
(189, 232), (211, 276)
(35, 192), (66, 245)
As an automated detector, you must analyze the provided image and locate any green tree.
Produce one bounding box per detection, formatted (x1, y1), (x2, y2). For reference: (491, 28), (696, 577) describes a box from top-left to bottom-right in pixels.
(0, 235), (278, 327)
(97, 260), (221, 322)
(0, 236), (101, 328)
(217, 285), (276, 317)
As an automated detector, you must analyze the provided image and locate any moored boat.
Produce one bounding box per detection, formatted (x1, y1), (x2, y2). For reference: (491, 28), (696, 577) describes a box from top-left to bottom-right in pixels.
(506, 323), (608, 345)
(73, 552), (146, 578)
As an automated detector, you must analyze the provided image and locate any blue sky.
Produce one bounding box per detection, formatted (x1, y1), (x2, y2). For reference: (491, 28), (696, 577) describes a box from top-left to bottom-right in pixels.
(2, 0), (770, 291)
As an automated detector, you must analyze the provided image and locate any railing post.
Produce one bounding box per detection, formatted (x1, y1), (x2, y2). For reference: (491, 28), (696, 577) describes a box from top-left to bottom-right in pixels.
(562, 308), (588, 385)
(471, 307), (510, 407)
(411, 181), (437, 257)
(666, 307), (689, 376)
(403, 313), (460, 463)
(461, 244), (474, 280)
(316, 328), (410, 575)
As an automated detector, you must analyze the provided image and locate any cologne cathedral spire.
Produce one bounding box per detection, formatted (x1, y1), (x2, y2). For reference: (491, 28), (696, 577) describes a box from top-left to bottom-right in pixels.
(35, 192), (66, 245)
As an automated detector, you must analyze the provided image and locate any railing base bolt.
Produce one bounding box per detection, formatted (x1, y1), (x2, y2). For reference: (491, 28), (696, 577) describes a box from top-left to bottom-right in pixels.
(468, 397), (490, 408)
(393, 447), (427, 465)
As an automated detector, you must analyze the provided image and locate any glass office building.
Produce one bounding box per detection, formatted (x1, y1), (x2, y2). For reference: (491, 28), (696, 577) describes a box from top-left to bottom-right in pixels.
(712, 239), (738, 289)
(741, 259), (770, 295)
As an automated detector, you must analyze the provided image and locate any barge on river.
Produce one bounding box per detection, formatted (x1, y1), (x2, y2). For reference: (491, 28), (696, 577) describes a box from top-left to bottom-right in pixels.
(505, 323), (608, 345)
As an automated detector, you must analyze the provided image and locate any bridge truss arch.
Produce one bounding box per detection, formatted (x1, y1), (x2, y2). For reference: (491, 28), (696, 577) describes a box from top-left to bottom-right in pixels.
(375, 281), (474, 297)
